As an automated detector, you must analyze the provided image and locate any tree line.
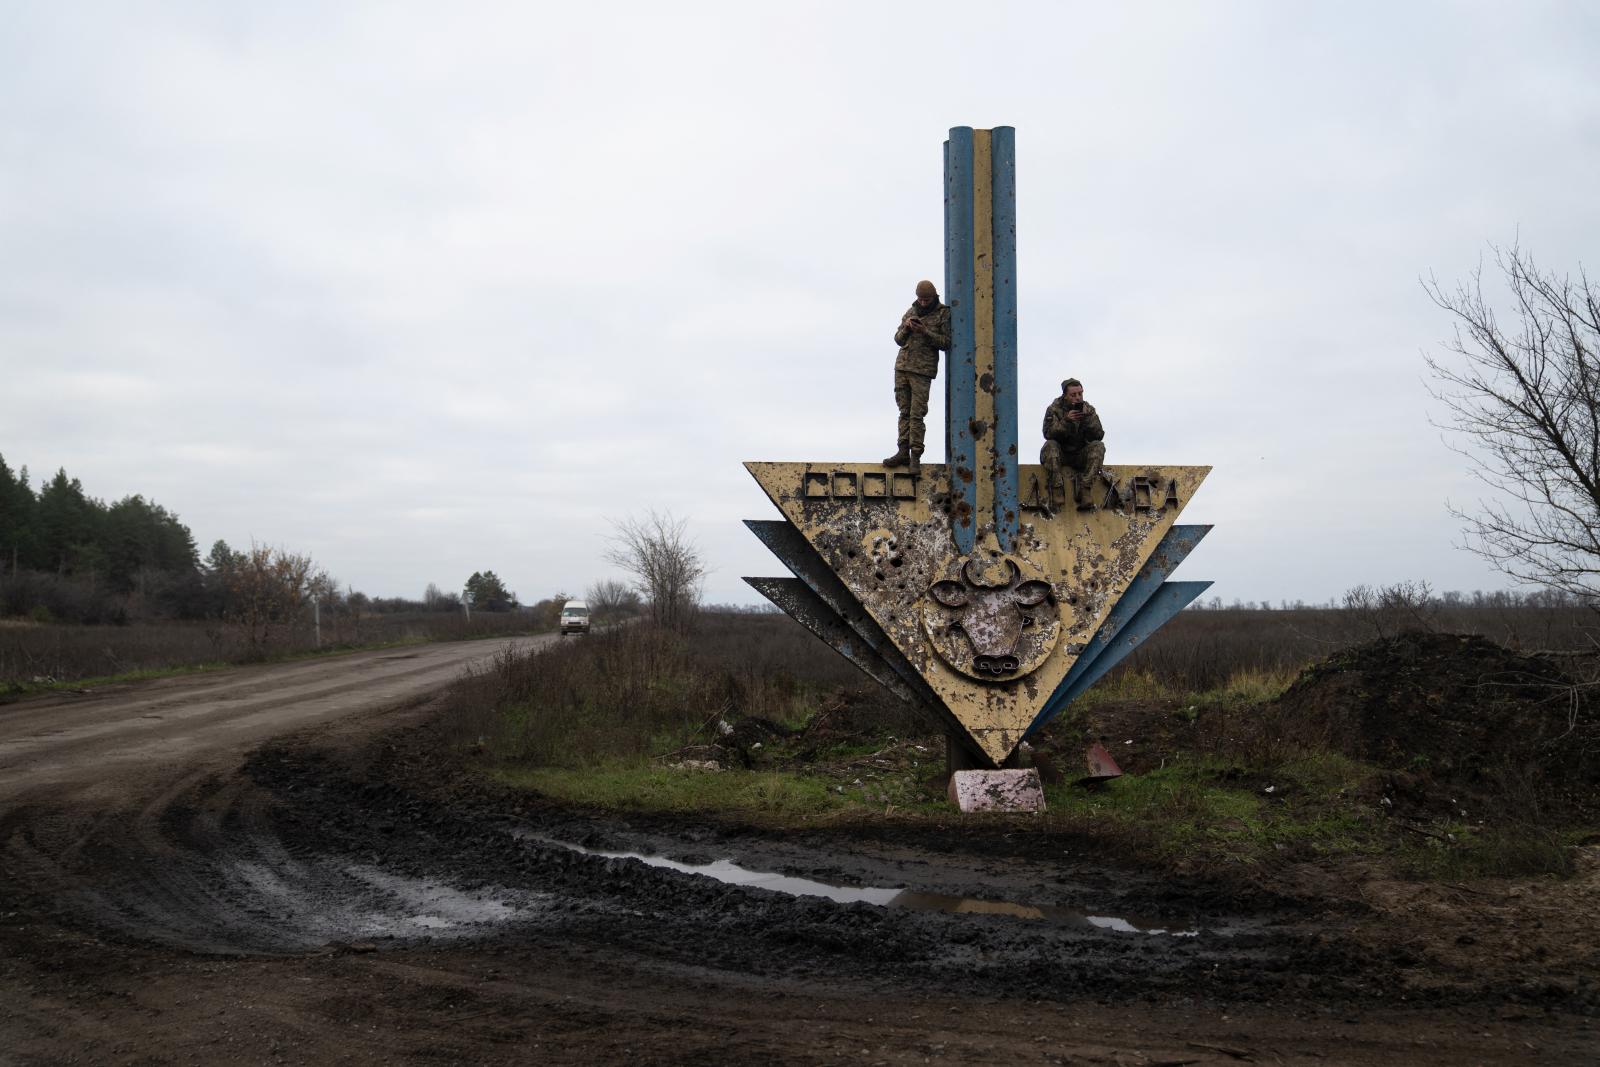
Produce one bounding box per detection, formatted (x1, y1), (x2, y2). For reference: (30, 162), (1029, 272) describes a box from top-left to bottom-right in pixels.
(0, 453), (655, 641)
(0, 456), (197, 590)
(0, 455), (205, 620)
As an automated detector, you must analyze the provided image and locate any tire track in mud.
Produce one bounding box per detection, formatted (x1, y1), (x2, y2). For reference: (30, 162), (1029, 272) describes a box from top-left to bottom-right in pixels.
(221, 738), (1402, 1007)
(6, 717), (1351, 1003)
(232, 731), (1599, 1018)
(0, 635), (556, 954)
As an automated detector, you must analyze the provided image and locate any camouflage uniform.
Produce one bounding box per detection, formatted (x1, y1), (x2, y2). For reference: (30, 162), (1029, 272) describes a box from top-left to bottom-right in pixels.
(891, 301), (951, 455)
(1040, 397), (1106, 507)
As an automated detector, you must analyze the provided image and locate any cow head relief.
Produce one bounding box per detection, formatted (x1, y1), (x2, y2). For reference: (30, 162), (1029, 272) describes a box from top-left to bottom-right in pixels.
(920, 554), (1065, 682)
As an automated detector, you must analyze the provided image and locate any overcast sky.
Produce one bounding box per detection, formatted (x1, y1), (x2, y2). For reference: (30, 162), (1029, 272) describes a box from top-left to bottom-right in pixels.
(4, 2), (1598, 606)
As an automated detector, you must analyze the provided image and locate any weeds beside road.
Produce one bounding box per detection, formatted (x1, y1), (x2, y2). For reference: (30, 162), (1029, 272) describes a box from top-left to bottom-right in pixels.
(446, 610), (1599, 882)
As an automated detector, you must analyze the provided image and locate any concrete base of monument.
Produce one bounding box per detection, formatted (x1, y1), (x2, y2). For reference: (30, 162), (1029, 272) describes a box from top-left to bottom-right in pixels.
(947, 768), (1047, 813)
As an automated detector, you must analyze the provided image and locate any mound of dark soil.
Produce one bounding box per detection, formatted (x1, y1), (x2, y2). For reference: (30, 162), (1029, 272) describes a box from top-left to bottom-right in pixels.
(1272, 632), (1599, 805)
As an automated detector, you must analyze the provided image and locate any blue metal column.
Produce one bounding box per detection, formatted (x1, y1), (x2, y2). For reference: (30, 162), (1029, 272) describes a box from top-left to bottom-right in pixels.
(943, 127), (976, 553)
(945, 126), (1019, 553)
(989, 127), (1019, 550)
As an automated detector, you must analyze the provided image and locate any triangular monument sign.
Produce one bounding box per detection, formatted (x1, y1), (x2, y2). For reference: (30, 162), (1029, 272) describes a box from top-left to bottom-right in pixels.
(745, 127), (1212, 767)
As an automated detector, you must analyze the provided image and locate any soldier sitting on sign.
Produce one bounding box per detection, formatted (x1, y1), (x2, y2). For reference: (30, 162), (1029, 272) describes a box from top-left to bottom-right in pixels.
(1040, 377), (1105, 514)
(884, 279), (951, 476)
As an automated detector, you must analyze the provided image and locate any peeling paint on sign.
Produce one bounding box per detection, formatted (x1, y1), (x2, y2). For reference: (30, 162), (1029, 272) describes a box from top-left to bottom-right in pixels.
(744, 461), (1209, 765)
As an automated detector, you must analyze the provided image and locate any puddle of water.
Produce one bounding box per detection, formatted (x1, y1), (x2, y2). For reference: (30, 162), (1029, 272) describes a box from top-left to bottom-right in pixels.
(345, 866), (523, 932)
(525, 834), (1214, 937)
(224, 857), (540, 946)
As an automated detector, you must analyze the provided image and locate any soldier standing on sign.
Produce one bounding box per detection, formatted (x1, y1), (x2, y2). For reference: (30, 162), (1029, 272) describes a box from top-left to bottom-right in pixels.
(884, 279), (951, 475)
(1040, 378), (1105, 514)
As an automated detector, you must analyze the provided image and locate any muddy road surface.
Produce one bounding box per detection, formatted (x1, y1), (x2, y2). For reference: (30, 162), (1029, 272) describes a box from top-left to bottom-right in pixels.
(0, 635), (553, 802)
(2, 640), (1596, 1064)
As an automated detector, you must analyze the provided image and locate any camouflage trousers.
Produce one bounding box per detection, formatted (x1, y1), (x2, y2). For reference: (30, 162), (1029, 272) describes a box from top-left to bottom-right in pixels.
(1040, 440), (1106, 500)
(894, 371), (933, 452)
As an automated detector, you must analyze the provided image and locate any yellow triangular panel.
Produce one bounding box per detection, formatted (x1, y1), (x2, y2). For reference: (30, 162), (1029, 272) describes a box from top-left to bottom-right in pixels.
(746, 462), (1210, 764)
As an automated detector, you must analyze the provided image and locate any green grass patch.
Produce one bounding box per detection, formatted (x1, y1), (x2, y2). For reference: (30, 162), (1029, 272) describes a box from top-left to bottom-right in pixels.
(1037, 753), (1387, 865)
(495, 764), (853, 822)
(486, 745), (1399, 867)
(1398, 824), (1580, 880)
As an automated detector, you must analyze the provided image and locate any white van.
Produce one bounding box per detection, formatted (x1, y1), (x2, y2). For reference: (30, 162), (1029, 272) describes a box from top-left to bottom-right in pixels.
(559, 599), (591, 635)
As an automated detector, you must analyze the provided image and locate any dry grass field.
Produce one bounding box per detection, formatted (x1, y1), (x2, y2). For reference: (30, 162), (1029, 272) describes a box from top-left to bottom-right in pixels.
(444, 602), (1599, 765)
(1115, 599), (1597, 691)
(12, 594), (1590, 704)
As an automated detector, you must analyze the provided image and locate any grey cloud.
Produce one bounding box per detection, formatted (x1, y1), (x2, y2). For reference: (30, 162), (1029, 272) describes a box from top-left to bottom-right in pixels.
(4, 3), (1598, 605)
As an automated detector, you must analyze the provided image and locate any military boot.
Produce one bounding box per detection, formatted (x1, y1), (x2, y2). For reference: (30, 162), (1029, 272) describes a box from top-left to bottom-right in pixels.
(883, 447), (909, 468)
(907, 449), (922, 475)
(1073, 474), (1096, 511)
(1044, 470), (1065, 517)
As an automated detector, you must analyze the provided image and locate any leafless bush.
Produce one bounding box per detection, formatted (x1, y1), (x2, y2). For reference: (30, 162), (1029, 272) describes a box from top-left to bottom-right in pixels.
(604, 510), (705, 632)
(1342, 580), (1439, 640)
(1426, 245), (1600, 610)
(585, 578), (641, 621)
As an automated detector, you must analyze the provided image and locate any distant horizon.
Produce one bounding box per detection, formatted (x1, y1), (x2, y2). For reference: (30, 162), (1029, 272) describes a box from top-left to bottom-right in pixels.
(1, 445), (1567, 610)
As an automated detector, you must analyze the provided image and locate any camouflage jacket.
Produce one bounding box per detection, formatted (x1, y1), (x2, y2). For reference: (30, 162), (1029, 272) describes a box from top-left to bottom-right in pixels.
(893, 302), (951, 377)
(1042, 398), (1104, 452)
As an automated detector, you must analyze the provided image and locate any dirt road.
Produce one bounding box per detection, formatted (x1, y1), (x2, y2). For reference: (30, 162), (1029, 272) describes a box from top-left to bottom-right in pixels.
(1, 637), (1595, 1064)
(0, 635), (553, 801)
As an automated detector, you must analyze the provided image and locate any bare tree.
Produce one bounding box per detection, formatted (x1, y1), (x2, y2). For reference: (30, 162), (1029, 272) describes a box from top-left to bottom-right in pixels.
(586, 577), (642, 621)
(1343, 580), (1438, 640)
(603, 510), (706, 631)
(1426, 245), (1600, 610)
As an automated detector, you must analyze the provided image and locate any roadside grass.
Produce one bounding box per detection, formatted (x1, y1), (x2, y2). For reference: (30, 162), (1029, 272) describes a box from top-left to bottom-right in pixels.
(1398, 824), (1580, 879)
(487, 740), (1404, 864)
(496, 765), (850, 820)
(449, 612), (1596, 878)
(490, 740), (1586, 877)
(1037, 753), (1385, 866)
